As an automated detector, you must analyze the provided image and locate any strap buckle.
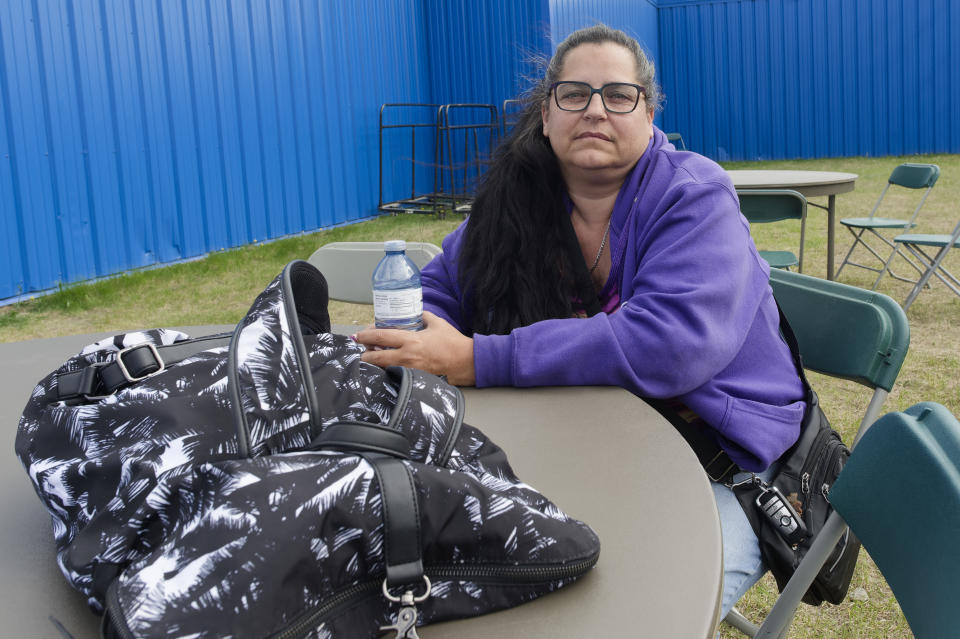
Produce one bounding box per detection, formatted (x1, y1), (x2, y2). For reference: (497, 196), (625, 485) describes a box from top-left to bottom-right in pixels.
(704, 450), (738, 483)
(81, 362), (115, 400)
(115, 343), (165, 382)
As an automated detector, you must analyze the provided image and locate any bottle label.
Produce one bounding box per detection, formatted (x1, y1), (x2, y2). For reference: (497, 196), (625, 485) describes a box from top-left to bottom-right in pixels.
(373, 287), (423, 320)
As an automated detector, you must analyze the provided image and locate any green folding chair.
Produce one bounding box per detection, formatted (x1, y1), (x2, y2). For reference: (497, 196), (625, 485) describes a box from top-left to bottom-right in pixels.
(835, 163), (940, 289)
(894, 217), (960, 311)
(737, 190), (808, 272)
(665, 132), (687, 150)
(752, 402), (960, 639)
(725, 269), (910, 637)
(307, 241), (442, 304)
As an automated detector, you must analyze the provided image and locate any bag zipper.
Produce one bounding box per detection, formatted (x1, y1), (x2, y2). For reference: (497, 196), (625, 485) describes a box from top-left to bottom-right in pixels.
(799, 428), (838, 497)
(271, 553), (600, 639)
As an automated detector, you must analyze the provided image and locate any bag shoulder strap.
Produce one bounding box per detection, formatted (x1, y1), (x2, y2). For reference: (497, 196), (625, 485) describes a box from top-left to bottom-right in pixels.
(55, 332), (233, 403)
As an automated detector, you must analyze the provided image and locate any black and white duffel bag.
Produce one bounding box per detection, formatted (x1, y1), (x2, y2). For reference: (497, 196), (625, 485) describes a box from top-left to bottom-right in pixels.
(15, 260), (600, 638)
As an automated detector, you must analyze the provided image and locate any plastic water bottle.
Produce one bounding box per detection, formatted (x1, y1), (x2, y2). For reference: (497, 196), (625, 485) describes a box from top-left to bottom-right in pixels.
(372, 240), (424, 331)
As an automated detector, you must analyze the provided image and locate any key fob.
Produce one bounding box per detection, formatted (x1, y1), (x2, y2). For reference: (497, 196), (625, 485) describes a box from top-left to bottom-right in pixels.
(755, 485), (808, 545)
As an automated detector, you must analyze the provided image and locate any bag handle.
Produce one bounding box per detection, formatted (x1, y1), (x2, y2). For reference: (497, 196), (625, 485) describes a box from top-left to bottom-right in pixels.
(363, 454), (425, 589)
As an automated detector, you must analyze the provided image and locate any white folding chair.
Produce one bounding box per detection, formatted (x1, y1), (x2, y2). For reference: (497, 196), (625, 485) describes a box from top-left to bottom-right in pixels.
(307, 241), (442, 304)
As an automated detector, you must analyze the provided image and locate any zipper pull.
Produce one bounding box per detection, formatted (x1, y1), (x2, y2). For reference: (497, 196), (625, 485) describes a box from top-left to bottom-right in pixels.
(801, 471), (810, 494)
(380, 577), (431, 639)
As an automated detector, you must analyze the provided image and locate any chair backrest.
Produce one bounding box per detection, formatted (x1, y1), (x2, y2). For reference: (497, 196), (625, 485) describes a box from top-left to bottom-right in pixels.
(828, 402), (960, 639)
(769, 269), (910, 436)
(865, 162), (940, 221)
(736, 189), (806, 224)
(307, 241), (442, 304)
(888, 162), (940, 189)
(665, 132), (687, 150)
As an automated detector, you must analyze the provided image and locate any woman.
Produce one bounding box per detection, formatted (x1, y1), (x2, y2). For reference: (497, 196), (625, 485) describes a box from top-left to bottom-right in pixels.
(356, 24), (806, 618)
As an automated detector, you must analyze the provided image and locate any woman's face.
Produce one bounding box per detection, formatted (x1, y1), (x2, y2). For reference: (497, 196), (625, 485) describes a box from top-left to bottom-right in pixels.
(541, 42), (654, 182)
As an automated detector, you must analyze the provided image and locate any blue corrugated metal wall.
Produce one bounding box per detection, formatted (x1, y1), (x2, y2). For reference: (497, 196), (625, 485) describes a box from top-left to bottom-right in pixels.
(551, 0), (659, 60)
(657, 0), (960, 161)
(0, 0), (433, 300)
(423, 0), (550, 104)
(3, 0), (957, 300)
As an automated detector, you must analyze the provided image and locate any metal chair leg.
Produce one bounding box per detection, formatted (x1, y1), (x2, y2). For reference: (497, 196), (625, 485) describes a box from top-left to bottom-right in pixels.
(724, 607), (760, 637)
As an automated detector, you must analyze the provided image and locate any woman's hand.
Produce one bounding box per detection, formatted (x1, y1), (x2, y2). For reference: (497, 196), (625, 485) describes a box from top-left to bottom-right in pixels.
(355, 311), (476, 386)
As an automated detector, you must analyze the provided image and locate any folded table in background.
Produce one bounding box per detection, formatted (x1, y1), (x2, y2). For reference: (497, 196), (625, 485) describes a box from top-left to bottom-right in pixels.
(0, 327), (722, 638)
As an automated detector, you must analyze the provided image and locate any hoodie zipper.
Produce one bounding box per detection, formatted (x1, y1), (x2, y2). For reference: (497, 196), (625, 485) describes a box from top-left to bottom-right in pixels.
(272, 553), (600, 639)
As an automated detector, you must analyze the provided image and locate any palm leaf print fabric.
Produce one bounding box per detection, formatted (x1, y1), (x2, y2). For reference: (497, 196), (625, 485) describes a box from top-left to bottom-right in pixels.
(16, 261), (600, 638)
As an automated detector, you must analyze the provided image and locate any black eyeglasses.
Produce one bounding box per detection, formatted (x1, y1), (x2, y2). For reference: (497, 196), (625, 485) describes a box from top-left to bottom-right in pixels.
(550, 81), (645, 114)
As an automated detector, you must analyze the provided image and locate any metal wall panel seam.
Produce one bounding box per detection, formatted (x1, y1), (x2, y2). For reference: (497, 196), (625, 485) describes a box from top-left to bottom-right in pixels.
(179, 0), (215, 251)
(224, 0), (257, 243)
(153, 0), (189, 259)
(315, 2), (348, 222)
(242, 0), (275, 242)
(278, 0), (307, 234)
(337, 1), (362, 217)
(916, 0), (934, 155)
(199, 0), (234, 249)
(181, 0), (225, 252)
(295, 0), (328, 230)
(867, 1), (879, 155)
(29, 0), (70, 286)
(901, 0), (918, 151)
(932, 0), (949, 153)
(306, 1), (340, 229)
(66, 0), (105, 272)
(128, 0), (164, 263)
(0, 5), (29, 297)
(74, 0), (123, 274)
(139, 1), (178, 261)
(261, 0), (292, 239)
(95, 0), (135, 268)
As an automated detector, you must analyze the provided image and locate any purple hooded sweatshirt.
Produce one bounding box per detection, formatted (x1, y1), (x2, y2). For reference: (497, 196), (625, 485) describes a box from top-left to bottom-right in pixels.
(421, 127), (806, 471)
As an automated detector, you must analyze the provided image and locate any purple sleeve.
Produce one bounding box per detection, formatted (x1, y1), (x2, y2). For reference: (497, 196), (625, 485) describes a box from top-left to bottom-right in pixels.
(474, 181), (769, 397)
(421, 221), (468, 332)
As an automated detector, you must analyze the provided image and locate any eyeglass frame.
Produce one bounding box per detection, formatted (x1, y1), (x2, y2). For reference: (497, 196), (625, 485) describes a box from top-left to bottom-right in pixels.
(549, 81), (647, 114)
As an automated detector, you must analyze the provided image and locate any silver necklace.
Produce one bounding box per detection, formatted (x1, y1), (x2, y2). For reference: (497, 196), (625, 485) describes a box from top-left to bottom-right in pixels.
(589, 219), (612, 274)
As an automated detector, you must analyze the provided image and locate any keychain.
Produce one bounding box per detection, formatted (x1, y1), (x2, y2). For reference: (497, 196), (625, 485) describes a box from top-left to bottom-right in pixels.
(379, 576), (431, 639)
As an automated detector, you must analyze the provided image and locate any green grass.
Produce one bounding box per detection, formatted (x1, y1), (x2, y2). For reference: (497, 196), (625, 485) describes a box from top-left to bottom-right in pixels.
(3, 153), (959, 638)
(0, 215), (462, 339)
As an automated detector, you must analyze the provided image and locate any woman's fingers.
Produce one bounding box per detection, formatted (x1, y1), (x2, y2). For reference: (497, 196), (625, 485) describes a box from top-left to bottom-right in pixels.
(354, 326), (409, 350)
(359, 346), (404, 368)
(353, 313), (475, 386)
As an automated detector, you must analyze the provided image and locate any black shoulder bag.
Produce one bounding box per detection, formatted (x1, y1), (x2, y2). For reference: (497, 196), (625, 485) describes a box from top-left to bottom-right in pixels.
(659, 304), (861, 606)
(729, 305), (861, 606)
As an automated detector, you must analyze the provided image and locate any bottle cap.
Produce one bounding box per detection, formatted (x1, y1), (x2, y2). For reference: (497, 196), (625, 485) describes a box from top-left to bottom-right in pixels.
(384, 239), (406, 252)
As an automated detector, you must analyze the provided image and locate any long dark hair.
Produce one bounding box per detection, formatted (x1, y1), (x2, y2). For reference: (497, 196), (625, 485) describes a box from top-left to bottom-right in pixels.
(458, 24), (663, 335)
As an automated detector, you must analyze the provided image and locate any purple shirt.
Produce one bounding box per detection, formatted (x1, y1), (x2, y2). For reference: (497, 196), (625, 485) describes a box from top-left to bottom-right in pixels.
(420, 127), (805, 471)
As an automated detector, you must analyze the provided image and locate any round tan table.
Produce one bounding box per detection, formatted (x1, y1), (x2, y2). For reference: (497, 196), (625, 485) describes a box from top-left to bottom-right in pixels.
(0, 328), (722, 638)
(727, 170), (858, 280)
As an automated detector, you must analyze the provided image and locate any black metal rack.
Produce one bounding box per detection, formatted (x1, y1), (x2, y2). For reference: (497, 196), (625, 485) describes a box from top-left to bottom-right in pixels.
(378, 103), (444, 216)
(378, 102), (499, 218)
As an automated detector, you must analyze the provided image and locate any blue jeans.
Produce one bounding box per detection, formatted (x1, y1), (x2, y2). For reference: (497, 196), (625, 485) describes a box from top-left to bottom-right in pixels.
(711, 463), (778, 620)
